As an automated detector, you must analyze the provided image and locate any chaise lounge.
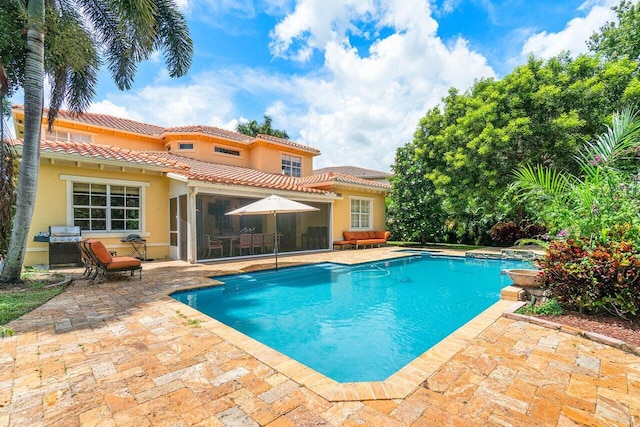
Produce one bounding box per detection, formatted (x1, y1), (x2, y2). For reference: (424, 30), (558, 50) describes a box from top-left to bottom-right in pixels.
(81, 239), (142, 283)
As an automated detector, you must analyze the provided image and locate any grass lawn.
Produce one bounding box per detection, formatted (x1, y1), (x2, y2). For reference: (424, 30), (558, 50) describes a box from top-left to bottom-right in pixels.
(0, 270), (69, 326)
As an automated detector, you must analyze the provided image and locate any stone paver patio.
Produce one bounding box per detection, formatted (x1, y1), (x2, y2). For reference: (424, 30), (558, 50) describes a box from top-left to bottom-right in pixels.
(1, 247), (639, 426)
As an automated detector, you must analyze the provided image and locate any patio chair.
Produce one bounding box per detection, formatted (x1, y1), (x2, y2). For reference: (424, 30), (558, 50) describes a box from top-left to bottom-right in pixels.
(263, 233), (275, 253)
(202, 234), (223, 258)
(251, 233), (264, 254)
(233, 233), (253, 256)
(85, 239), (142, 284)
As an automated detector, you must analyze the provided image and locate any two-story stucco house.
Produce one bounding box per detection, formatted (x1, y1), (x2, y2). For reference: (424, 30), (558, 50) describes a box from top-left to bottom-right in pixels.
(10, 106), (390, 266)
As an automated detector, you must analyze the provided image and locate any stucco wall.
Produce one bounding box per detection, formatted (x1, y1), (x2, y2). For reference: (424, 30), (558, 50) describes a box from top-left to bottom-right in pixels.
(331, 189), (387, 242)
(25, 163), (170, 267)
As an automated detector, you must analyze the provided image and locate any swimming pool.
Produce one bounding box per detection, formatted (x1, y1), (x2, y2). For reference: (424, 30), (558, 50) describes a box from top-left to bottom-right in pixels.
(171, 254), (527, 382)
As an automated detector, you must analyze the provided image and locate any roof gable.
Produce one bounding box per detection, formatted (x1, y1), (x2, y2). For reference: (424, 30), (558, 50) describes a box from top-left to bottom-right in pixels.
(313, 165), (391, 179)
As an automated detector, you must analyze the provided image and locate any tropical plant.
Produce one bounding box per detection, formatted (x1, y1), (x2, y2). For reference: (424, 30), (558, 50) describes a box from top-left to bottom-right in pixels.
(510, 107), (640, 245)
(0, 0), (193, 284)
(236, 115), (290, 139)
(537, 239), (640, 320)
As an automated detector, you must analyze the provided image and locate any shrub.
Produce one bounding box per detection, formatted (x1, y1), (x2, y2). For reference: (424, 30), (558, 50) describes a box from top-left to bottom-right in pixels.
(519, 298), (564, 316)
(537, 239), (640, 321)
(490, 221), (519, 246)
(490, 221), (547, 246)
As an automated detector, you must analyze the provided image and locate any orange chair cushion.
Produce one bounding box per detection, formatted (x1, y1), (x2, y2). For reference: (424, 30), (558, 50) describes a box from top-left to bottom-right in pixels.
(89, 240), (113, 264)
(107, 257), (141, 270)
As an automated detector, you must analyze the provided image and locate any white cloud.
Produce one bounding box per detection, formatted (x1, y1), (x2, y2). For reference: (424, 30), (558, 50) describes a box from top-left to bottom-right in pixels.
(90, 0), (497, 172)
(89, 100), (141, 121)
(265, 0), (495, 170)
(519, 0), (617, 60)
(95, 72), (238, 128)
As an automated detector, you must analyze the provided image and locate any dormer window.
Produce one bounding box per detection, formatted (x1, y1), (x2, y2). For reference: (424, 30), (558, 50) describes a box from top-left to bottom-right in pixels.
(178, 142), (194, 150)
(215, 146), (241, 156)
(45, 130), (92, 144)
(282, 154), (301, 177)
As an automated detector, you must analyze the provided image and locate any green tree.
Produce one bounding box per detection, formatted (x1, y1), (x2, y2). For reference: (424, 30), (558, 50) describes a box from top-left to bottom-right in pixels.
(0, 0), (193, 283)
(409, 54), (638, 244)
(588, 0), (640, 61)
(387, 141), (445, 244)
(236, 115), (290, 139)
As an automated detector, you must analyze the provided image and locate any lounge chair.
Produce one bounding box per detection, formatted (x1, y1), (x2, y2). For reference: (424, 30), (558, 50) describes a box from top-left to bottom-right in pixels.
(85, 239), (142, 283)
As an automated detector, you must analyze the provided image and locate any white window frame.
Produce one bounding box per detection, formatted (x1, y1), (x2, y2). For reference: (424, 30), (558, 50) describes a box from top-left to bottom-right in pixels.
(349, 196), (373, 230)
(61, 175), (149, 236)
(281, 154), (302, 177)
(45, 130), (93, 144)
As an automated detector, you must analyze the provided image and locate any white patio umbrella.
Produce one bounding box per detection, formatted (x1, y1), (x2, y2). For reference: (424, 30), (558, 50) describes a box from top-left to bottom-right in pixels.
(226, 194), (319, 269)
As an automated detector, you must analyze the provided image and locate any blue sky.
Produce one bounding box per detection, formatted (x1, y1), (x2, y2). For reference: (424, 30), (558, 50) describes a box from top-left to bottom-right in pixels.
(21, 0), (624, 171)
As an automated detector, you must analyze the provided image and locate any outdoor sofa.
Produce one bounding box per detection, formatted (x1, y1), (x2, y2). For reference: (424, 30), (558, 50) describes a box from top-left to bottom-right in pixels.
(333, 231), (391, 249)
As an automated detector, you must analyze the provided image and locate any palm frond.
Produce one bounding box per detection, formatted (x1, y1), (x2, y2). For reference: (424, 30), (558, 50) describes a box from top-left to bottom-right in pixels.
(154, 0), (193, 78)
(511, 164), (573, 204)
(577, 106), (640, 176)
(43, 6), (99, 122)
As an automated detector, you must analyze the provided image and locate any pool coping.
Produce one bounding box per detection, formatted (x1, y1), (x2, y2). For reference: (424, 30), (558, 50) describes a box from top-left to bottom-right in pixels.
(166, 254), (525, 401)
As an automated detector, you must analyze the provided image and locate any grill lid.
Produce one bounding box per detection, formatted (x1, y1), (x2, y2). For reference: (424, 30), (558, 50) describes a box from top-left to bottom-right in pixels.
(49, 226), (81, 242)
(49, 226), (81, 236)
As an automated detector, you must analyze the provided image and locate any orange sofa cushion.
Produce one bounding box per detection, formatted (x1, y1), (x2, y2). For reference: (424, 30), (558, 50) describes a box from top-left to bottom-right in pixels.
(343, 232), (358, 241)
(342, 231), (390, 243)
(374, 231), (391, 240)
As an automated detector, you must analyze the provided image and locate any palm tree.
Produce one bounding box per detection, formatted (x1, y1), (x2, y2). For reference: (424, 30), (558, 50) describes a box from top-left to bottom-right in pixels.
(0, 0), (193, 283)
(236, 115), (290, 139)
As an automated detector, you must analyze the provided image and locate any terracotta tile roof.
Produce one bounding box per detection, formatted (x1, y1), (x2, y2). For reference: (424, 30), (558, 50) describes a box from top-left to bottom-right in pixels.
(152, 153), (329, 194)
(256, 134), (321, 155)
(12, 105), (166, 136)
(299, 172), (391, 191)
(11, 139), (190, 170)
(12, 105), (319, 153)
(165, 126), (253, 143)
(314, 165), (391, 179)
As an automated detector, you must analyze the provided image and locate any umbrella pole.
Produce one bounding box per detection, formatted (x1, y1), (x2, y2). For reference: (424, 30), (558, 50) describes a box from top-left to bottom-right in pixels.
(274, 212), (278, 270)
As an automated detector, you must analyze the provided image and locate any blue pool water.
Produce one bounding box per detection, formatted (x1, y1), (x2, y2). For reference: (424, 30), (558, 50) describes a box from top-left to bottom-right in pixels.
(171, 254), (527, 382)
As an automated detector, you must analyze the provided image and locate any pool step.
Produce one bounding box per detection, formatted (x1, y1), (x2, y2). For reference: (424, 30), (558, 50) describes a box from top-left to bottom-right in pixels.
(500, 285), (526, 301)
(466, 246), (544, 260)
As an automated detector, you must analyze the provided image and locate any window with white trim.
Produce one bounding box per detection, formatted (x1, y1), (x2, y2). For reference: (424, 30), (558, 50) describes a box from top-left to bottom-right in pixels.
(281, 154), (301, 177)
(45, 130), (92, 143)
(72, 183), (141, 231)
(178, 142), (194, 150)
(350, 198), (371, 229)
